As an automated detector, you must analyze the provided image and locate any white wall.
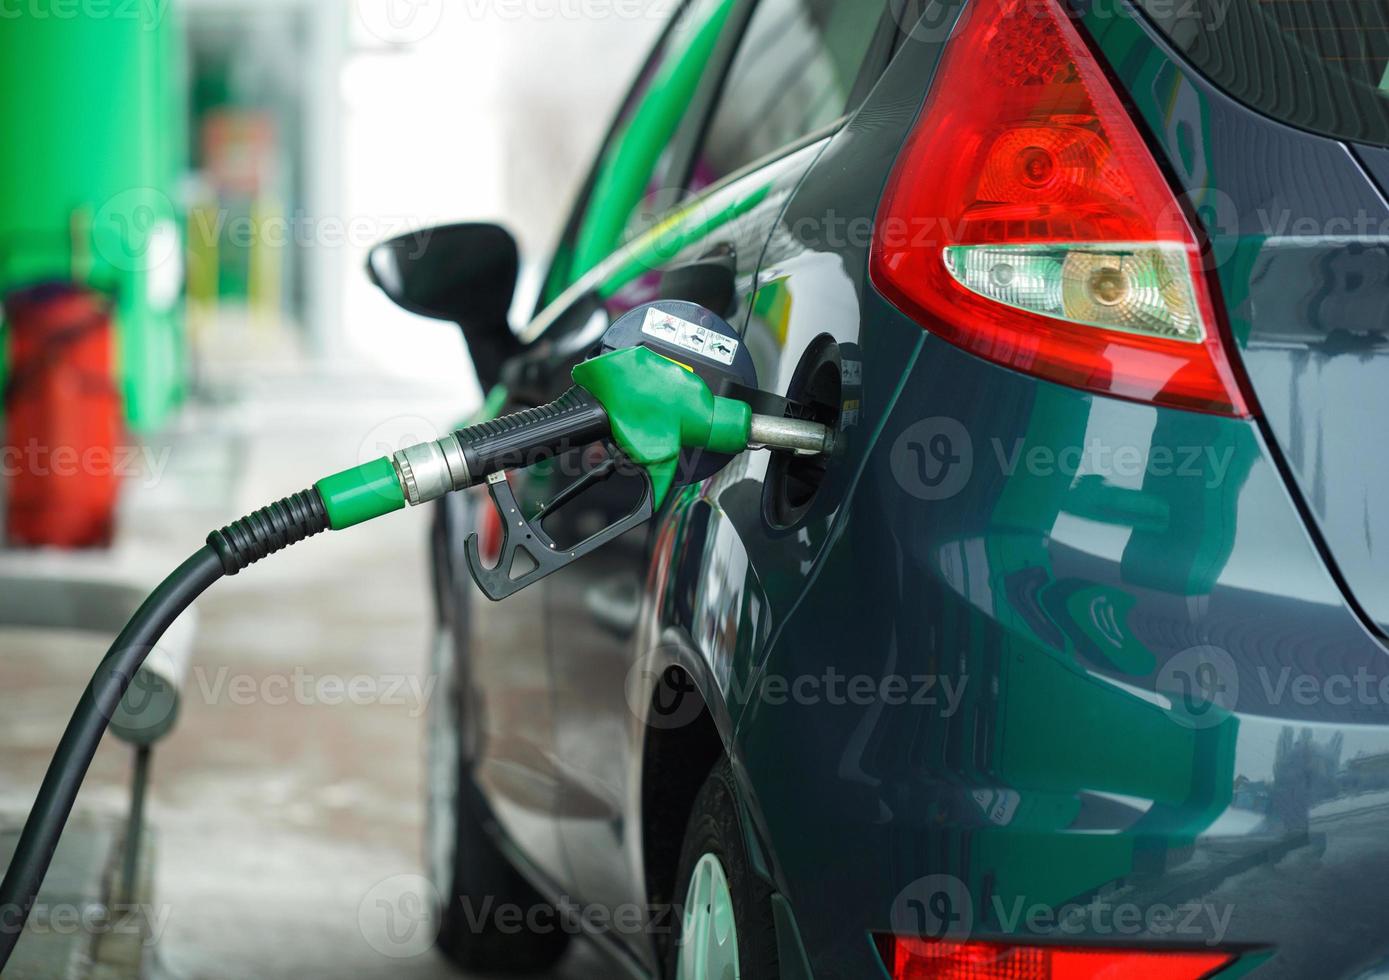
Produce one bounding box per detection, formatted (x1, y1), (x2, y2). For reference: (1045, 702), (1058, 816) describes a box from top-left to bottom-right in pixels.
(338, 0), (667, 393)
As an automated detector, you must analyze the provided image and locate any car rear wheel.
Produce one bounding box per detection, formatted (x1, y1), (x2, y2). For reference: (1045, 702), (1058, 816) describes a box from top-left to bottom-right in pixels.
(667, 759), (779, 979)
(426, 623), (570, 972)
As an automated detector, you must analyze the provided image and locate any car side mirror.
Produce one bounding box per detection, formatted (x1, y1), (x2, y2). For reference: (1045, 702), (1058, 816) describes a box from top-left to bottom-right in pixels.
(367, 222), (523, 390)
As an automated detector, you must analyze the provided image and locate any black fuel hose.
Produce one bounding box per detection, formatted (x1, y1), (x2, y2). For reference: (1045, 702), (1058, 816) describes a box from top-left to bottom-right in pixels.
(0, 490), (330, 969)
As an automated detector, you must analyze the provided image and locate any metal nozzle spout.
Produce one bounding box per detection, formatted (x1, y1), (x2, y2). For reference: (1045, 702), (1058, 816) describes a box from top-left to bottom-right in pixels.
(747, 414), (834, 456)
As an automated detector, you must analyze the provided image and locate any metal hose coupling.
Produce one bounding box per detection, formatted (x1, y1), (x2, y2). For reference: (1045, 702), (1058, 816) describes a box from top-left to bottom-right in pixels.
(394, 435), (475, 508)
(393, 435), (472, 507)
(392, 387), (611, 507)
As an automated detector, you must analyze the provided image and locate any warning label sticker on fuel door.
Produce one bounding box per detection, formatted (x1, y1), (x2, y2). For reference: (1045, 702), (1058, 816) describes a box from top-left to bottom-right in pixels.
(641, 308), (739, 366)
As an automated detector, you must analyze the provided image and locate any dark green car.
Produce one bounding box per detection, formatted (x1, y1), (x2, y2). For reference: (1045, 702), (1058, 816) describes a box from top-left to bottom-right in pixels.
(411, 0), (1389, 976)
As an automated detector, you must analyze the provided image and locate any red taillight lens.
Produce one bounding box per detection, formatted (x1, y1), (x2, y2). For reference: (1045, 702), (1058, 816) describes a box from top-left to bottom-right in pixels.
(885, 936), (1235, 979)
(870, 0), (1251, 417)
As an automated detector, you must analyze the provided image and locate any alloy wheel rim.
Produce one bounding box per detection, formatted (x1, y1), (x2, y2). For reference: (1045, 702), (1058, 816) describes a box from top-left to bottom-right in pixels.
(677, 852), (740, 980)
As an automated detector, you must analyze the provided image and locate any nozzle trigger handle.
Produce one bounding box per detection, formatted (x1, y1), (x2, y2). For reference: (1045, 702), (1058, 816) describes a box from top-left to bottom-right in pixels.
(463, 468), (654, 601)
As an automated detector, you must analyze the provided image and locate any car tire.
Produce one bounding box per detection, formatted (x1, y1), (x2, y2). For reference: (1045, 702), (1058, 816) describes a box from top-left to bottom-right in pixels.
(665, 759), (779, 979)
(426, 622), (570, 973)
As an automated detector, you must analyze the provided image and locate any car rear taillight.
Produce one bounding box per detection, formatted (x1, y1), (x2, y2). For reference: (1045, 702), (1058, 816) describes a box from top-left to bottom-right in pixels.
(870, 0), (1251, 417)
(881, 936), (1236, 979)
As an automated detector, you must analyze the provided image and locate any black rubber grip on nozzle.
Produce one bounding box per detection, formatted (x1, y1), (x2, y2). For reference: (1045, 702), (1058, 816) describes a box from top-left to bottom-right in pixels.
(206, 488), (330, 575)
(456, 386), (610, 478)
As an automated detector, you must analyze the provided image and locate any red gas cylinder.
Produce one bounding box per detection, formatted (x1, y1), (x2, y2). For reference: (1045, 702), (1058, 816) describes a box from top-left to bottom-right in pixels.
(3, 282), (123, 548)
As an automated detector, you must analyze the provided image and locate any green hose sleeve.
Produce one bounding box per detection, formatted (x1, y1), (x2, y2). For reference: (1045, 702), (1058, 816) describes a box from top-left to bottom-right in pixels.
(315, 457), (405, 530)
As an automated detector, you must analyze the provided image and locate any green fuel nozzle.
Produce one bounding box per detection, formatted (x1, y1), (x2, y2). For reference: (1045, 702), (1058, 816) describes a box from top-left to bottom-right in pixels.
(574, 345), (751, 506)
(310, 336), (833, 548)
(374, 339), (832, 600)
(203, 332), (835, 591)
(386, 344), (832, 514)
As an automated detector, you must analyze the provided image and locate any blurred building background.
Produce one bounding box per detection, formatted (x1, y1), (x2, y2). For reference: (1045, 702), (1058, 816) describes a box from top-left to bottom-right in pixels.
(0, 2), (662, 977)
(1, 0), (665, 418)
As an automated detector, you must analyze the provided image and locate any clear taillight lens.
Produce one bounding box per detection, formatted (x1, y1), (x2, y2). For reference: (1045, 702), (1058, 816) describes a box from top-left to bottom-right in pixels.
(942, 244), (1203, 342)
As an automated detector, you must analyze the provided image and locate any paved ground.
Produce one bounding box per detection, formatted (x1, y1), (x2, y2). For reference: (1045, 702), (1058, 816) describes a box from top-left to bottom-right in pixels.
(0, 363), (606, 979)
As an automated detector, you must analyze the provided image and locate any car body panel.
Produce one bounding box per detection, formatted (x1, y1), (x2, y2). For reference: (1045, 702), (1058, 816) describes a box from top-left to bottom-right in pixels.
(442, 480), (569, 883)
(736, 292), (1389, 978)
(710, 5), (1389, 977)
(435, 2), (1389, 977)
(1081, 3), (1389, 640)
